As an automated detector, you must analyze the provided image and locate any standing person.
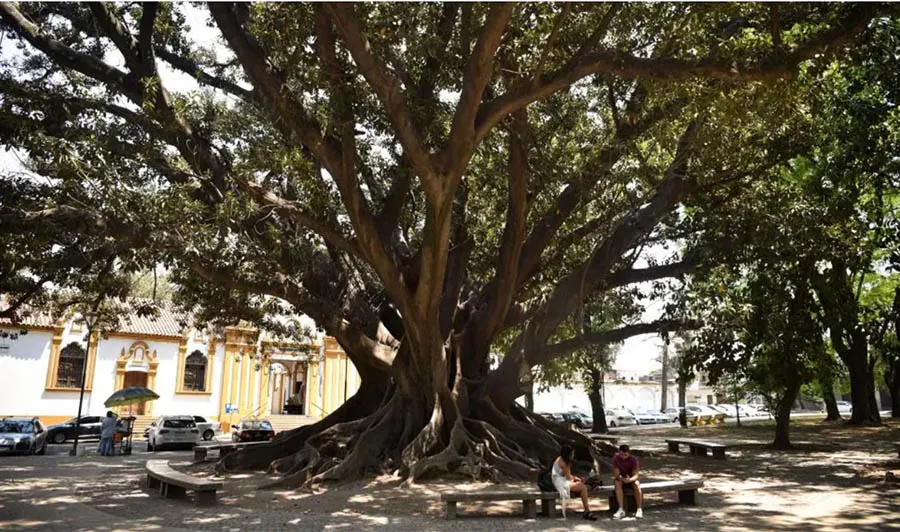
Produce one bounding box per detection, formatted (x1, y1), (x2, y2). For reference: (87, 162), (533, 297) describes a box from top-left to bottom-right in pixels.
(551, 444), (598, 521)
(98, 411), (117, 456)
(612, 444), (643, 519)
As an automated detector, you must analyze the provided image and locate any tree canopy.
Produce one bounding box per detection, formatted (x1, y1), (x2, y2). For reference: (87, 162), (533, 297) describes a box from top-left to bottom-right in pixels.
(1, 2), (893, 483)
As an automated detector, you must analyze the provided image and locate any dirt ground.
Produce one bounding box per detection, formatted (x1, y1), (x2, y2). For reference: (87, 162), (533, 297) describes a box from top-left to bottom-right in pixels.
(175, 417), (900, 530)
(2, 416), (899, 531)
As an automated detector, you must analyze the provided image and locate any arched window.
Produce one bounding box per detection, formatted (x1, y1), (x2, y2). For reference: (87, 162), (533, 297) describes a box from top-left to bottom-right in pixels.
(183, 350), (207, 391)
(56, 342), (86, 388)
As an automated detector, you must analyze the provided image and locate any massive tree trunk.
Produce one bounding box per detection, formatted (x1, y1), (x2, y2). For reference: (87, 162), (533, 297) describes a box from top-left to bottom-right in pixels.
(885, 356), (900, 418)
(587, 367), (609, 434)
(677, 377), (688, 427)
(821, 376), (841, 421)
(773, 381), (800, 450)
(841, 331), (881, 425)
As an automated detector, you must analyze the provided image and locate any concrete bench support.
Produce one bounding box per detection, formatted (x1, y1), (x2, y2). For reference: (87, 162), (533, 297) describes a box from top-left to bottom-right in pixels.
(146, 460), (223, 507)
(667, 439), (729, 459)
(441, 478), (704, 519)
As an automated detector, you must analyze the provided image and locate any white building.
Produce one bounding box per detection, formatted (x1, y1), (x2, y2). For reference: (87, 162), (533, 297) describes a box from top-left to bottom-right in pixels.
(0, 303), (360, 432)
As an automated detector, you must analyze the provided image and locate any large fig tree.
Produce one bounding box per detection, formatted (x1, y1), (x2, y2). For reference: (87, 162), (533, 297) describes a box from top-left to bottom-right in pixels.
(0, 2), (884, 483)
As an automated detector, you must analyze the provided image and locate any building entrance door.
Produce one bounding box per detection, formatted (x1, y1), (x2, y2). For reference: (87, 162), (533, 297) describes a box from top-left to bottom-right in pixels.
(121, 371), (149, 415)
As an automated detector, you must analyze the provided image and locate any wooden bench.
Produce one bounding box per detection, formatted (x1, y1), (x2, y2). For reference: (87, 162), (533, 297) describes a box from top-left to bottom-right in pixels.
(194, 440), (266, 461)
(666, 438), (728, 459)
(146, 460), (223, 506)
(588, 434), (619, 445)
(605, 478), (704, 513)
(440, 478), (703, 519)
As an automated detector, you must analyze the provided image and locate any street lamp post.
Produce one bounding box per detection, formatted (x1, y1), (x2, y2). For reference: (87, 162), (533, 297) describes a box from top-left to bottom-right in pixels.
(70, 311), (97, 457)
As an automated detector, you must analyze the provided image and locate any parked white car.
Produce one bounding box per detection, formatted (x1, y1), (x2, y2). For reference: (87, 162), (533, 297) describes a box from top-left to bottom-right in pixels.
(645, 409), (675, 423)
(146, 415), (200, 451)
(662, 407), (681, 422)
(192, 415), (221, 441)
(835, 401), (853, 414)
(605, 409), (637, 427)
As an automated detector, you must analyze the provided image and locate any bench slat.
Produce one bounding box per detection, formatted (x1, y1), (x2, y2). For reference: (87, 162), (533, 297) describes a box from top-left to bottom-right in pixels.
(666, 439), (728, 449)
(440, 479), (704, 502)
(147, 460), (223, 490)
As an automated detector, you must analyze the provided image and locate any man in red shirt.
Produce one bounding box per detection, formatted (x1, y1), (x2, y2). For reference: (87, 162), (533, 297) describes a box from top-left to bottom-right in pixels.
(612, 444), (643, 519)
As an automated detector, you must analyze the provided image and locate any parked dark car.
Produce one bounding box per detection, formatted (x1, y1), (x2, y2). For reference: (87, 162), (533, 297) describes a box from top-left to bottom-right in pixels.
(0, 418), (48, 455)
(231, 419), (275, 442)
(46, 416), (102, 444)
(561, 411), (593, 430)
(47, 415), (129, 444)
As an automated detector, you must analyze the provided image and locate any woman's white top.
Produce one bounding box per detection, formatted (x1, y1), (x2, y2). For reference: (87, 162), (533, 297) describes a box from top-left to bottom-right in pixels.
(551, 459), (571, 509)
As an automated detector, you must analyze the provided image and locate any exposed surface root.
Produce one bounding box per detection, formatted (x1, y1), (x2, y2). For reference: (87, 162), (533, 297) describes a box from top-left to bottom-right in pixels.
(241, 392), (617, 489)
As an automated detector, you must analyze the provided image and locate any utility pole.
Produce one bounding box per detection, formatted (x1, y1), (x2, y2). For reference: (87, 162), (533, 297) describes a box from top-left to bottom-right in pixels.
(660, 331), (670, 411)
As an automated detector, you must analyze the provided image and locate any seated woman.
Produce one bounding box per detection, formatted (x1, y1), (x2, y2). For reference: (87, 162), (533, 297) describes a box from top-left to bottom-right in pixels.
(551, 444), (597, 520)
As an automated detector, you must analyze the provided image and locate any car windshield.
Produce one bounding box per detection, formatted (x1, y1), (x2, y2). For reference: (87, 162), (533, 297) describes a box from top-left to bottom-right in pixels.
(243, 421), (272, 430)
(163, 419), (195, 428)
(0, 421), (32, 433)
(646, 410), (661, 415)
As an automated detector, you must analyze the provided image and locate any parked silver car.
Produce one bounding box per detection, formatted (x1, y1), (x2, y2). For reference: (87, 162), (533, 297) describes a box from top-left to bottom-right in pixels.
(0, 418), (48, 455)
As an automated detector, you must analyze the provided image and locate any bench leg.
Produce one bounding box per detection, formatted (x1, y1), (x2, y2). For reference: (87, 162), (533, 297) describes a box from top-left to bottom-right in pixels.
(678, 488), (697, 505)
(194, 449), (208, 462)
(542, 498), (557, 518)
(668, 442), (680, 453)
(445, 501), (457, 520)
(164, 484), (187, 499)
(693, 446), (708, 457)
(196, 490), (217, 506)
(609, 492), (636, 513)
(523, 499), (537, 519)
(147, 474), (160, 489)
(713, 448), (726, 460)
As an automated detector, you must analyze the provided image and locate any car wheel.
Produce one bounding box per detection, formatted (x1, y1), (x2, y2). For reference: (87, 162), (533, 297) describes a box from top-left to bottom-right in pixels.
(52, 432), (66, 444)
(203, 430), (214, 441)
(151, 439), (160, 452)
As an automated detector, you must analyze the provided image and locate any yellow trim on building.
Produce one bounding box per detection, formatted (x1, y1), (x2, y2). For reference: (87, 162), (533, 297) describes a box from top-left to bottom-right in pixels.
(174, 330), (216, 395)
(113, 341), (159, 415)
(44, 328), (99, 392)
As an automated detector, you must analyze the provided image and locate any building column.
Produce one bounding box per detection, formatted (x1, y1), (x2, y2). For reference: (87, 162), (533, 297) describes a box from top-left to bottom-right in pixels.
(217, 340), (231, 421)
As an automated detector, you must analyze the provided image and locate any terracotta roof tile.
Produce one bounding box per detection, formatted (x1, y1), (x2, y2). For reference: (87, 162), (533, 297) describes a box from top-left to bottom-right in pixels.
(112, 299), (190, 338)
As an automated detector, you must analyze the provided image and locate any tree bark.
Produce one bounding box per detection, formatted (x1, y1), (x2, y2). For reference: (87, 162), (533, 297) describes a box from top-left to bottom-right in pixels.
(677, 377), (687, 428)
(820, 372), (841, 421)
(660, 335), (669, 411)
(587, 367), (608, 433)
(885, 356), (900, 418)
(843, 332), (881, 425)
(773, 381), (800, 450)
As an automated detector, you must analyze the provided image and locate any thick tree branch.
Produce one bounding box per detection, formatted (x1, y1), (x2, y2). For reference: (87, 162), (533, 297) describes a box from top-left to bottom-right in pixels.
(605, 260), (698, 289)
(476, 113), (529, 341)
(208, 3), (343, 175)
(473, 3), (877, 144)
(137, 2), (158, 63)
(154, 46), (253, 100)
(324, 3), (435, 190)
(534, 319), (701, 366)
(0, 3), (135, 97)
(444, 3), (514, 178)
(88, 3), (142, 71)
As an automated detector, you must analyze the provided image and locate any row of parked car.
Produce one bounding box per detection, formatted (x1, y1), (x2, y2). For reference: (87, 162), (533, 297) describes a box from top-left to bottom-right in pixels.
(0, 414), (277, 455)
(145, 415), (276, 451)
(540, 402), (779, 430)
